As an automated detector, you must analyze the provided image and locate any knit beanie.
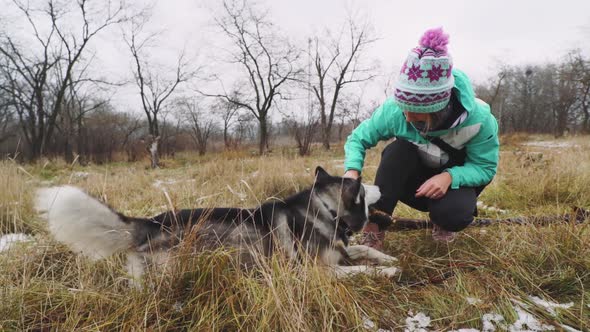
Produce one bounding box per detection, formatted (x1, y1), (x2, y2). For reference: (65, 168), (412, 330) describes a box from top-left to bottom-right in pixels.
(393, 27), (454, 113)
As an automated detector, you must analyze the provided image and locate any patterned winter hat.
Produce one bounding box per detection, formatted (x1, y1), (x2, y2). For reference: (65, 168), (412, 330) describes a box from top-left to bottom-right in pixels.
(394, 27), (454, 113)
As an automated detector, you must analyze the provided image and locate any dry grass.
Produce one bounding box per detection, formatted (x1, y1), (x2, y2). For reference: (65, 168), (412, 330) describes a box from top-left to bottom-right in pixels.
(1, 135), (589, 331)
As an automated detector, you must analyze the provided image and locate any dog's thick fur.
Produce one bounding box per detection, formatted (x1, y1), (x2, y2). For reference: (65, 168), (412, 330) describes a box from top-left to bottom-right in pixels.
(35, 167), (398, 281)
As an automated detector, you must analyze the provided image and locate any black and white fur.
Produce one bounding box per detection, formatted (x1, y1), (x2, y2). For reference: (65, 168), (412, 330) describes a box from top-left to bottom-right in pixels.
(35, 167), (398, 282)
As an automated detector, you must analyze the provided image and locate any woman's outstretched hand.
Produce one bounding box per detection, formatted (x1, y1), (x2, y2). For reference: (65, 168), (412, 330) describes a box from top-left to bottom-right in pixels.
(343, 170), (360, 179)
(415, 172), (452, 199)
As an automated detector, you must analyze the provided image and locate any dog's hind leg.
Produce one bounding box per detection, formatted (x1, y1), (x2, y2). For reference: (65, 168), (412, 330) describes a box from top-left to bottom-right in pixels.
(126, 253), (147, 288)
(345, 245), (398, 265)
(331, 265), (399, 279)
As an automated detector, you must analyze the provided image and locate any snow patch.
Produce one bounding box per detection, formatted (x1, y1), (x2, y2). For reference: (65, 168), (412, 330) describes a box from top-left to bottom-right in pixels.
(153, 179), (196, 189)
(482, 313), (506, 332)
(521, 141), (578, 149)
(72, 171), (90, 178)
(398, 299), (571, 332)
(363, 316), (376, 329)
(404, 311), (431, 332)
(560, 325), (582, 332)
(477, 201), (508, 214)
(0, 233), (33, 252)
(528, 295), (573, 316)
(508, 306), (555, 331)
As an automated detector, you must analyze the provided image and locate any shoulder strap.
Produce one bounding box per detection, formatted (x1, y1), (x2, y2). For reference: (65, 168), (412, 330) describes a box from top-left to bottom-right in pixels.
(427, 136), (467, 164)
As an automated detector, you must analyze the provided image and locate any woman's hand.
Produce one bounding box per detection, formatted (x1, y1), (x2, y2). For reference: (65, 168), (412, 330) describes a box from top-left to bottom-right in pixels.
(343, 170), (360, 179)
(415, 172), (452, 199)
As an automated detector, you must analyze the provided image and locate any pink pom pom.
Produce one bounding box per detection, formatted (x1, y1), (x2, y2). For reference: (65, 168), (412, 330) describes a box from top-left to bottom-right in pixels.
(419, 27), (449, 53)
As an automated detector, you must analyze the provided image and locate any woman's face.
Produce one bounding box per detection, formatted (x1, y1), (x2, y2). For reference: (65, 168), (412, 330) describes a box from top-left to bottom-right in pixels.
(403, 111), (429, 123)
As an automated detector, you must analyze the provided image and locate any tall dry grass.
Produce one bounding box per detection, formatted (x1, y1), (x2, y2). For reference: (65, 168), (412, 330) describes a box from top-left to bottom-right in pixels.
(0, 136), (589, 330)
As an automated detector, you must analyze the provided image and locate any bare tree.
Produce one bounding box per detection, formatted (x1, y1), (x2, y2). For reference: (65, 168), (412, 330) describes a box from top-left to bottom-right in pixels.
(202, 0), (301, 155)
(233, 112), (257, 146)
(282, 100), (319, 156)
(124, 18), (196, 168)
(570, 50), (590, 133)
(178, 98), (215, 155)
(308, 18), (377, 150)
(552, 54), (580, 137)
(335, 87), (374, 142)
(0, 0), (126, 160)
(288, 116), (319, 156)
(212, 91), (242, 149)
(0, 88), (17, 145)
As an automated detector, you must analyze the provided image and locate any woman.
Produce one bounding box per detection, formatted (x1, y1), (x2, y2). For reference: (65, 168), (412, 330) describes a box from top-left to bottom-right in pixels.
(343, 28), (499, 248)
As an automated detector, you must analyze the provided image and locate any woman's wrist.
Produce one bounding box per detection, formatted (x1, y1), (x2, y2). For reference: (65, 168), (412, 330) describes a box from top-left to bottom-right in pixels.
(344, 169), (360, 179)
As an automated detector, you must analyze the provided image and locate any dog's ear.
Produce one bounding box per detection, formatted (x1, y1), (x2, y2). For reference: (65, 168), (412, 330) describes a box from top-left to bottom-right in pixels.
(315, 166), (331, 182)
(342, 176), (361, 206)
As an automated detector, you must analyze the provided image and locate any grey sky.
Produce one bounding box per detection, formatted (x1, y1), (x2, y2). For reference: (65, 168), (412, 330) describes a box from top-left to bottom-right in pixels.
(4, 0), (590, 114)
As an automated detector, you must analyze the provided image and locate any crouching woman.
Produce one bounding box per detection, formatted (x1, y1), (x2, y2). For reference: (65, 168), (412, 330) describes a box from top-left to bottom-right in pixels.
(343, 28), (500, 248)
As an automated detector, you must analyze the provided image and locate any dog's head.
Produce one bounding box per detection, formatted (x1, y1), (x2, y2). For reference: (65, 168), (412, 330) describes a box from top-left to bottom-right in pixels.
(313, 166), (381, 232)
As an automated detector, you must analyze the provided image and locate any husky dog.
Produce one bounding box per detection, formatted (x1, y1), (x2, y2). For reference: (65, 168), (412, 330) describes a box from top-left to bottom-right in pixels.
(35, 167), (398, 281)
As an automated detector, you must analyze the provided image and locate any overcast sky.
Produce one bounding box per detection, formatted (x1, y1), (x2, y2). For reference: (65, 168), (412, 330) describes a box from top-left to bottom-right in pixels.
(4, 0), (590, 114)
(158, 0), (590, 81)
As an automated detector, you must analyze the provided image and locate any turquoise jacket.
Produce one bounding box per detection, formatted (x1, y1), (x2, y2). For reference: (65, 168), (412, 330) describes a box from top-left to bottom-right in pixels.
(344, 69), (499, 190)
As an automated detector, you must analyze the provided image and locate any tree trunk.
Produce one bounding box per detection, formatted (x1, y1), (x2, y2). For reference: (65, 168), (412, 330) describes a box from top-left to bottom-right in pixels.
(149, 136), (160, 169)
(198, 144), (206, 156)
(259, 117), (268, 155)
(223, 125), (230, 149)
(322, 123), (331, 150)
(76, 116), (87, 166)
(30, 135), (43, 162)
(64, 136), (73, 164)
(555, 109), (568, 138)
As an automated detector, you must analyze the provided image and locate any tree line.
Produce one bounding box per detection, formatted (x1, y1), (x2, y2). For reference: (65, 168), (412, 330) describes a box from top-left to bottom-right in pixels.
(476, 50), (590, 137)
(1, 0), (589, 165)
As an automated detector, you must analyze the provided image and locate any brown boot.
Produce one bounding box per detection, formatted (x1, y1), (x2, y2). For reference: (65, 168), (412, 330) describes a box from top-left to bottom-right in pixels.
(432, 224), (457, 242)
(360, 222), (385, 250)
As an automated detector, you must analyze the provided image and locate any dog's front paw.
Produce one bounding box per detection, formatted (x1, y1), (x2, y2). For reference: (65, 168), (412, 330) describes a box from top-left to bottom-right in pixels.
(376, 266), (400, 278)
(377, 253), (398, 265)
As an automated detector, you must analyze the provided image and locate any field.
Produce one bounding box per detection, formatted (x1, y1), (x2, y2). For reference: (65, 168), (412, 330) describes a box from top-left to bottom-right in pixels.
(1, 134), (589, 331)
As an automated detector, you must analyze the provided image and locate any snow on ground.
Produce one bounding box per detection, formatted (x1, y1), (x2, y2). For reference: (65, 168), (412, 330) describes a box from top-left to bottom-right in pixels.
(482, 313), (505, 332)
(528, 295), (573, 316)
(153, 178), (196, 189)
(477, 201), (508, 214)
(521, 141), (579, 149)
(0, 233), (33, 252)
(560, 325), (582, 332)
(361, 297), (580, 332)
(363, 316), (376, 329)
(404, 312), (431, 332)
(509, 306), (555, 331)
(72, 171), (91, 178)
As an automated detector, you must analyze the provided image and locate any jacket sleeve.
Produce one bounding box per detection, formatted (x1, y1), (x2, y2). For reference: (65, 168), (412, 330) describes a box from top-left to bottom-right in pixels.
(445, 112), (499, 189)
(344, 100), (397, 173)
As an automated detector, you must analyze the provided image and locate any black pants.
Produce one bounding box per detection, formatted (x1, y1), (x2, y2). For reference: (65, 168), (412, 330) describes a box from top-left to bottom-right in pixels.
(371, 139), (486, 232)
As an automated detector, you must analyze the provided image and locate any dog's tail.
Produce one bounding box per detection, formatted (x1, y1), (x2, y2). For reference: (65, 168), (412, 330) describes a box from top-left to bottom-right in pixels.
(35, 186), (135, 260)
